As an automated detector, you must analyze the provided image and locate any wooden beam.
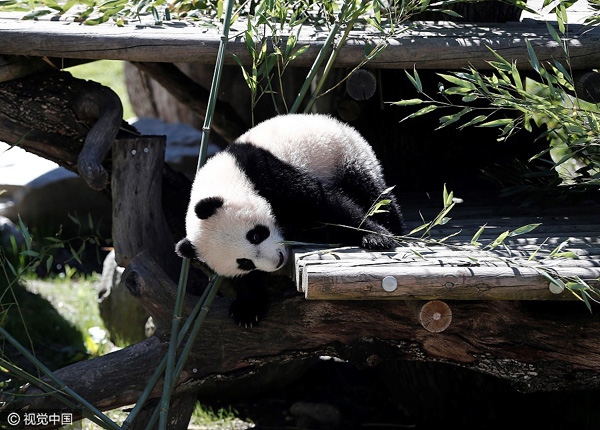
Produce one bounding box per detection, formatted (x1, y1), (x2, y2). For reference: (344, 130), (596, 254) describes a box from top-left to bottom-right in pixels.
(293, 246), (600, 301)
(0, 14), (598, 69)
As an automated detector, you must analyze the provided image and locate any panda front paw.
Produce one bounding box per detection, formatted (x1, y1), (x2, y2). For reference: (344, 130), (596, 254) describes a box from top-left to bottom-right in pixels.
(229, 296), (267, 328)
(361, 232), (395, 250)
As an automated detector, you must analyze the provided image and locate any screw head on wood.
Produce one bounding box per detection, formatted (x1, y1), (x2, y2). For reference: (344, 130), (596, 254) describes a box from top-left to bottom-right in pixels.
(382, 276), (398, 292)
(549, 282), (565, 294)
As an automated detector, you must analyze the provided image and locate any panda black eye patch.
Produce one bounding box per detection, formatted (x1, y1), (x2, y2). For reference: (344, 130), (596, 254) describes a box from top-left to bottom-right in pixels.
(236, 258), (256, 271)
(246, 225), (270, 245)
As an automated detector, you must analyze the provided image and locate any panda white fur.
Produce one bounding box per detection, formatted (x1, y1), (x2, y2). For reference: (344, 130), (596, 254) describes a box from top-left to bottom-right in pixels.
(176, 113), (403, 323)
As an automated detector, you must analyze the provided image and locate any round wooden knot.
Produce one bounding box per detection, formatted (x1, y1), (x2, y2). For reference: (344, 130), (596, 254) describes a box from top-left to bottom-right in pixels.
(346, 69), (377, 100)
(420, 300), (452, 333)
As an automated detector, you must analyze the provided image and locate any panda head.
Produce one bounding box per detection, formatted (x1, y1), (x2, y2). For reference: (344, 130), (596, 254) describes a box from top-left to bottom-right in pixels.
(175, 195), (288, 277)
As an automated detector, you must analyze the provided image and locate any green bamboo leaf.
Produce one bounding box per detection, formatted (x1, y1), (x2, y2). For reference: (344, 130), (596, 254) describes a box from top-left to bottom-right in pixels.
(409, 223), (429, 235)
(458, 114), (488, 129)
(538, 269), (565, 289)
(486, 46), (512, 70)
(437, 73), (476, 89)
(511, 63), (523, 91)
(438, 229), (462, 243)
(489, 230), (509, 249)
(552, 251), (578, 259)
(526, 39), (541, 74)
(151, 6), (161, 24)
(478, 118), (513, 128)
(23, 9), (52, 19)
(546, 21), (562, 45)
(509, 223), (541, 236)
(70, 245), (82, 264)
(391, 98), (424, 106)
(440, 9), (462, 18)
(68, 213), (81, 226)
(18, 216), (32, 251)
(406, 105), (437, 119)
(527, 238), (548, 261)
(46, 255), (54, 273)
(43, 0), (63, 12)
(5, 259), (17, 277)
(289, 45), (309, 61)
(437, 108), (470, 130)
(405, 67), (422, 93)
(471, 224), (487, 246)
(549, 239), (569, 257)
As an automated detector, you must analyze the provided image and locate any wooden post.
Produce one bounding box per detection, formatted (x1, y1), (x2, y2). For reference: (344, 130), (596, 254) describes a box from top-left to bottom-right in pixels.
(111, 136), (179, 279)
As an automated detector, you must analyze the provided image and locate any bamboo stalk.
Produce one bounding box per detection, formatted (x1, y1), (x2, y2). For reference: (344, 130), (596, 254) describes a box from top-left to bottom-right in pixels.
(0, 358), (111, 429)
(121, 273), (216, 429)
(157, 1), (234, 428)
(143, 277), (222, 430)
(303, 17), (355, 112)
(289, 0), (353, 113)
(158, 254), (190, 429)
(0, 327), (120, 430)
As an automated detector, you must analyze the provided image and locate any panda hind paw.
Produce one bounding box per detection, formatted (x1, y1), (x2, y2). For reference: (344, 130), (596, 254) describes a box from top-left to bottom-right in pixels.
(229, 297), (266, 327)
(361, 233), (396, 250)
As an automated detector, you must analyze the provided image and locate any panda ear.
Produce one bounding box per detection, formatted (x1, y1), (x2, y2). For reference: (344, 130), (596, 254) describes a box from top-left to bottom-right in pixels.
(195, 197), (224, 219)
(175, 238), (196, 259)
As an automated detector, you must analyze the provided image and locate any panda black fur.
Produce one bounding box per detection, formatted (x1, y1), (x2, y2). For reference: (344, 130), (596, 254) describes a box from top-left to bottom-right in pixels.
(176, 113), (403, 324)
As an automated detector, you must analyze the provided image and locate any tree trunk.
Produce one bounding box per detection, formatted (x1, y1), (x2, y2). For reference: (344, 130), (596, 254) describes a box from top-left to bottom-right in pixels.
(21, 251), (600, 420)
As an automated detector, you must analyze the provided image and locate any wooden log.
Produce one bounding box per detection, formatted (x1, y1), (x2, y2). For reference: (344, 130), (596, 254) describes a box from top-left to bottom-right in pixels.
(0, 55), (91, 82)
(20, 252), (600, 421)
(111, 136), (179, 279)
(0, 55), (50, 82)
(574, 70), (600, 104)
(298, 264), (600, 301)
(405, 300), (453, 333)
(131, 62), (247, 143)
(0, 16), (598, 70)
(75, 78), (124, 190)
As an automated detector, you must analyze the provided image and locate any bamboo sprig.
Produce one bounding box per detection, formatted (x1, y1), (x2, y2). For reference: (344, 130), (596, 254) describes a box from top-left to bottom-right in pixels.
(157, 1), (233, 428)
(0, 326), (120, 430)
(143, 276), (222, 430)
(121, 271), (217, 429)
(289, 0), (353, 114)
(0, 358), (113, 429)
(158, 249), (190, 429)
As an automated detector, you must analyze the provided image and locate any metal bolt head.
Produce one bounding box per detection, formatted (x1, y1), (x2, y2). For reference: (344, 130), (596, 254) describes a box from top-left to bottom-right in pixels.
(382, 276), (398, 292)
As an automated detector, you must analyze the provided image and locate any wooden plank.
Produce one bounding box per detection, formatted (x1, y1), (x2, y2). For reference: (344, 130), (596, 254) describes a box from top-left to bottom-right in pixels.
(0, 13), (599, 69)
(299, 264), (600, 301)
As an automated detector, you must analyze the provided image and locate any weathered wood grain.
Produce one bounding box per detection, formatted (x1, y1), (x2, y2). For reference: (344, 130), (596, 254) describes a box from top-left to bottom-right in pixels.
(292, 241), (600, 300)
(0, 14), (598, 69)
(299, 264), (599, 300)
(111, 136), (179, 279)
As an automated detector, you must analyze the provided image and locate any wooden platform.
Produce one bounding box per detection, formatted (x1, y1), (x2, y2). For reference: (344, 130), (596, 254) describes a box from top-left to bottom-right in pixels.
(0, 2), (599, 69)
(291, 206), (600, 303)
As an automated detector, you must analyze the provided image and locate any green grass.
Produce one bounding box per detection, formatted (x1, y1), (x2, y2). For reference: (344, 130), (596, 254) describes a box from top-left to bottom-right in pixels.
(66, 402), (250, 430)
(68, 60), (136, 121)
(23, 272), (112, 356)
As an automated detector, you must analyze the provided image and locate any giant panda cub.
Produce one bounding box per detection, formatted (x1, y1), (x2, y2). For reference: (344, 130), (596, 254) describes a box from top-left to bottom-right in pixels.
(176, 113), (403, 324)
